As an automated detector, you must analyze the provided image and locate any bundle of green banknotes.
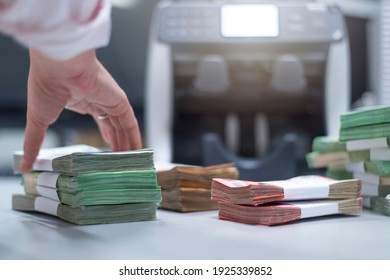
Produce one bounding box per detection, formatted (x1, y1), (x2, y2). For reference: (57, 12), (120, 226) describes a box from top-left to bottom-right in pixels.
(12, 145), (161, 225)
(306, 105), (390, 215)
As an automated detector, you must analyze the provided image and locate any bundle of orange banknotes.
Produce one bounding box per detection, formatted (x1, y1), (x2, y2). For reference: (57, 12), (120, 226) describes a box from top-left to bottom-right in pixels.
(157, 163), (239, 212)
(211, 175), (362, 226)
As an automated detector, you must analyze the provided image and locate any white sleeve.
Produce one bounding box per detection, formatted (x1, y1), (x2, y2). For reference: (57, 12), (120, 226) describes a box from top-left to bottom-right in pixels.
(0, 0), (112, 60)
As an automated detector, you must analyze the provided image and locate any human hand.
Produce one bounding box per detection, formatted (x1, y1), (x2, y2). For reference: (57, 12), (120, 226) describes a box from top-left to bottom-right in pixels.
(19, 49), (142, 172)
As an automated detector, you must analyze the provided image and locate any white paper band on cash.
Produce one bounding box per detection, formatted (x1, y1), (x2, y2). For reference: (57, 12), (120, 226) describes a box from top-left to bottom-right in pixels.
(268, 176), (330, 200)
(290, 201), (339, 219)
(345, 161), (365, 173)
(361, 182), (379, 197)
(32, 158), (54, 172)
(37, 172), (60, 188)
(346, 137), (388, 151)
(353, 171), (380, 186)
(31, 145), (101, 171)
(91, 149), (151, 156)
(34, 196), (60, 217)
(36, 185), (60, 201)
(370, 147), (390, 161)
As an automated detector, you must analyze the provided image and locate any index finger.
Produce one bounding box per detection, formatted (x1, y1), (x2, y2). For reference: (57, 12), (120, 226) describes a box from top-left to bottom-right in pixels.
(20, 117), (47, 173)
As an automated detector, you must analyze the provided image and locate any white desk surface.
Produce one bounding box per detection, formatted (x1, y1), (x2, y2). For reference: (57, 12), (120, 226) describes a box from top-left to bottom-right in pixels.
(1, 176), (390, 260)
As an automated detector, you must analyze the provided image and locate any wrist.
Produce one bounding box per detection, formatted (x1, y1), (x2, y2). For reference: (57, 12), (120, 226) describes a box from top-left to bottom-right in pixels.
(29, 48), (99, 78)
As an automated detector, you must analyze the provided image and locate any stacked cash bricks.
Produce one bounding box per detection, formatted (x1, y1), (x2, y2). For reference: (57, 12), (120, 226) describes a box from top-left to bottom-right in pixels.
(12, 145), (161, 225)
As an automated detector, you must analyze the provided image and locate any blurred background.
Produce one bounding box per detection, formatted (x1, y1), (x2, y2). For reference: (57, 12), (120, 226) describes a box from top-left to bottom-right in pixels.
(0, 0), (386, 177)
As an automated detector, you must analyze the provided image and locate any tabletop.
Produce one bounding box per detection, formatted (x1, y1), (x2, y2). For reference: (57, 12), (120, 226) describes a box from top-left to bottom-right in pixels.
(1, 176), (390, 260)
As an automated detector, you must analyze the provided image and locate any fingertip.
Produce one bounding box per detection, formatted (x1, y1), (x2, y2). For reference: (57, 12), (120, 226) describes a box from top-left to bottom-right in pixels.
(134, 141), (142, 150)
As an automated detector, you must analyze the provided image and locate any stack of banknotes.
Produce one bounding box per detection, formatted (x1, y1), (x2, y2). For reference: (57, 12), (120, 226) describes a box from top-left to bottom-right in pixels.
(157, 163), (239, 212)
(211, 175), (362, 226)
(12, 145), (161, 225)
(338, 105), (390, 213)
(339, 105), (390, 142)
(305, 136), (352, 180)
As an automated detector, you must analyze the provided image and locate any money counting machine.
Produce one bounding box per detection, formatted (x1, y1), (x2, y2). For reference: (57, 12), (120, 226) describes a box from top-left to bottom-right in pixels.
(145, 0), (350, 180)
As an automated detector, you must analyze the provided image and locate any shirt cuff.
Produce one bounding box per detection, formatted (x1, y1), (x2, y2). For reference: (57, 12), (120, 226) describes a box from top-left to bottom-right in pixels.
(0, 0), (112, 60)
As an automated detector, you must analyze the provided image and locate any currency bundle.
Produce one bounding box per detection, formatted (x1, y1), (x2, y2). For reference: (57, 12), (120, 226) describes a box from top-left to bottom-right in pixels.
(21, 170), (161, 207)
(12, 145), (161, 225)
(157, 163), (239, 212)
(12, 194), (157, 225)
(218, 198), (362, 226)
(339, 105), (390, 142)
(13, 144), (154, 176)
(211, 175), (361, 205)
(305, 136), (352, 180)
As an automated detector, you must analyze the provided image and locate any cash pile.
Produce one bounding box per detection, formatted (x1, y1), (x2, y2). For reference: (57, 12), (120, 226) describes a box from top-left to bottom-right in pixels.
(212, 176), (361, 205)
(211, 175), (362, 226)
(157, 163), (239, 212)
(339, 105), (390, 142)
(305, 136), (352, 180)
(339, 105), (390, 213)
(12, 145), (161, 225)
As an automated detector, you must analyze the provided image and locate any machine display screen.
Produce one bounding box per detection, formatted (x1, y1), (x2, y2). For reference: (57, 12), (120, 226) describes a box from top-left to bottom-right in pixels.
(221, 5), (279, 37)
